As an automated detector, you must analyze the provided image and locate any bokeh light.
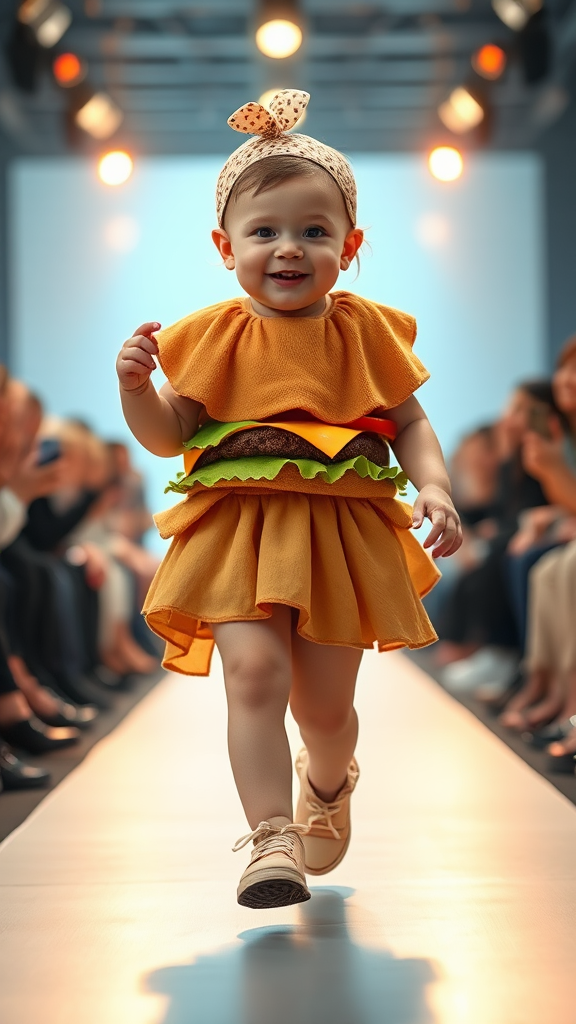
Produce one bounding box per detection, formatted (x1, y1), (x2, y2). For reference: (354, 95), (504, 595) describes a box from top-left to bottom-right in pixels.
(98, 151), (133, 186)
(438, 86), (485, 134)
(472, 43), (507, 80)
(428, 147), (464, 182)
(255, 19), (303, 59)
(53, 52), (86, 87)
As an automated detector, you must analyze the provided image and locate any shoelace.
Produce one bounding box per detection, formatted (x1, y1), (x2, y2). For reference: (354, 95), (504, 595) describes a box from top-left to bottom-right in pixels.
(232, 821), (309, 858)
(304, 764), (360, 839)
(305, 797), (346, 839)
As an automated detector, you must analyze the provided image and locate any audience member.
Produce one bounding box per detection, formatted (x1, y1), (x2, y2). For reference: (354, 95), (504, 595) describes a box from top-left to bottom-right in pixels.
(0, 368), (159, 795)
(434, 380), (562, 692)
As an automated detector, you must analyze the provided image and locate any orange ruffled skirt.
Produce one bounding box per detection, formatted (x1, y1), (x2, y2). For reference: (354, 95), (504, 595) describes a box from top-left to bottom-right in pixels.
(143, 467), (440, 676)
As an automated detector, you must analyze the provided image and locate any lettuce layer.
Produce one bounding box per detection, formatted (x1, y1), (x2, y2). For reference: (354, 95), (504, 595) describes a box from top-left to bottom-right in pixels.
(166, 455), (408, 496)
(184, 420), (259, 451)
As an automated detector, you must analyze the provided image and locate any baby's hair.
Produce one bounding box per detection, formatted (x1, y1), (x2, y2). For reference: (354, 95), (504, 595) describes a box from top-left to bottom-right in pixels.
(224, 154), (361, 272)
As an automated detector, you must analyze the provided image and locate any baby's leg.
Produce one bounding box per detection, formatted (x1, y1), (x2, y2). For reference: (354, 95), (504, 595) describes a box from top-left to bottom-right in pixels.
(212, 605), (293, 829)
(290, 633), (362, 801)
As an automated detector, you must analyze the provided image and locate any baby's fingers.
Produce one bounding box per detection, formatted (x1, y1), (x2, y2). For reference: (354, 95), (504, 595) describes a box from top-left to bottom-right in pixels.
(132, 321), (161, 339)
(120, 344), (156, 371)
(422, 508), (446, 550)
(431, 515), (462, 558)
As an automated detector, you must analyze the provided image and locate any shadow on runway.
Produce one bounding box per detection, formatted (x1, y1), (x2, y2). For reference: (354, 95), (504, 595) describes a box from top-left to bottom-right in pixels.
(144, 888), (438, 1024)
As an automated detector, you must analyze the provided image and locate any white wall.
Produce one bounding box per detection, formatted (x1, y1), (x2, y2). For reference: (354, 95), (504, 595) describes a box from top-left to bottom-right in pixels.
(9, 152), (544, 548)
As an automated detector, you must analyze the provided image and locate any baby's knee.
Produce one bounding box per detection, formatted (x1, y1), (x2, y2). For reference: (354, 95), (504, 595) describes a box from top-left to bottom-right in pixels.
(292, 700), (352, 737)
(225, 652), (290, 711)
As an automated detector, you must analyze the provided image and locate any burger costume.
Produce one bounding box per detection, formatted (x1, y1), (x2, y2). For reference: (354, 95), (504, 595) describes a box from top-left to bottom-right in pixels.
(143, 91), (440, 675)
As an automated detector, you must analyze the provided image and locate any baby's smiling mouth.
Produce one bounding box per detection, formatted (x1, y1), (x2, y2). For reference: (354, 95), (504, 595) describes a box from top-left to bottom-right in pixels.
(269, 271), (308, 281)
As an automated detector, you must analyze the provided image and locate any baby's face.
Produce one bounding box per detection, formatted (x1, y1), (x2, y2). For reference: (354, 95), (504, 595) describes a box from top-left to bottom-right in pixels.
(213, 170), (363, 317)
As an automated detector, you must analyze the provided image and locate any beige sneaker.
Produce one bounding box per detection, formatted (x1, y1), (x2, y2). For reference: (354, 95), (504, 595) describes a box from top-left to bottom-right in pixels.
(294, 748), (360, 875)
(233, 821), (311, 909)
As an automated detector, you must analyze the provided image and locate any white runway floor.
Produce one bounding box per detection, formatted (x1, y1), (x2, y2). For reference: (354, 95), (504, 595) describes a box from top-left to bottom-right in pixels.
(1, 650), (576, 1024)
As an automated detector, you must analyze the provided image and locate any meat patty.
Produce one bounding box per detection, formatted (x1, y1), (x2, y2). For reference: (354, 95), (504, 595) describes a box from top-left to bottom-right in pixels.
(194, 426), (390, 470)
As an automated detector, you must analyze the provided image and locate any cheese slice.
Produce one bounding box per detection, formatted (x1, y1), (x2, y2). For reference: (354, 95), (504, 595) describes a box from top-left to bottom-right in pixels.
(182, 420), (388, 477)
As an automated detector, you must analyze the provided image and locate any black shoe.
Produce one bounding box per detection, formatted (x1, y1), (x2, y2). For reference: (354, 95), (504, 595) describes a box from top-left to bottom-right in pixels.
(0, 744), (51, 790)
(0, 716), (80, 755)
(522, 716), (576, 750)
(51, 671), (113, 710)
(34, 690), (99, 730)
(89, 666), (131, 691)
(545, 750), (576, 774)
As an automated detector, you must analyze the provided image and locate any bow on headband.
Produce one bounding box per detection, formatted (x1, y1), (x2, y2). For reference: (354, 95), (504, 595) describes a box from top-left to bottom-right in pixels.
(228, 89), (310, 139)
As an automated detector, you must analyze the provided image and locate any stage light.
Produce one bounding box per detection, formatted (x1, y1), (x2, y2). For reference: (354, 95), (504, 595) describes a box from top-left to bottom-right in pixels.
(472, 43), (507, 80)
(438, 86), (485, 134)
(491, 0), (542, 31)
(258, 88), (307, 127)
(98, 151), (133, 186)
(256, 19), (302, 58)
(18, 0), (72, 48)
(256, 1), (303, 58)
(53, 52), (86, 87)
(429, 147), (464, 182)
(75, 92), (123, 139)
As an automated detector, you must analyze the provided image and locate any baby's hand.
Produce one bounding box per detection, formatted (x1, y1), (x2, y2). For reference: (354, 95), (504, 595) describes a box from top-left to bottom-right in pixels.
(116, 322), (161, 394)
(412, 484), (462, 558)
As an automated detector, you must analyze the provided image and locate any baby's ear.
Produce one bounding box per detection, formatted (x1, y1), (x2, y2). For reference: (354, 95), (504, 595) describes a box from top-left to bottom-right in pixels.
(212, 228), (235, 270)
(340, 227), (364, 270)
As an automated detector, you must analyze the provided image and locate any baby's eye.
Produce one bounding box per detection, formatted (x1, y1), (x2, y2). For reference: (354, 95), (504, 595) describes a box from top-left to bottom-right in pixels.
(303, 226), (326, 238)
(254, 227), (276, 238)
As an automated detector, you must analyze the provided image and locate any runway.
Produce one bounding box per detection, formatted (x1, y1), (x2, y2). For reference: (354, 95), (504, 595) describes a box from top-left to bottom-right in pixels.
(1, 650), (575, 1024)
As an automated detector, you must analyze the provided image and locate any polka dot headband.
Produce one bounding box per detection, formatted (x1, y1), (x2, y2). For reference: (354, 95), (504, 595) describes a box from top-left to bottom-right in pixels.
(216, 90), (357, 227)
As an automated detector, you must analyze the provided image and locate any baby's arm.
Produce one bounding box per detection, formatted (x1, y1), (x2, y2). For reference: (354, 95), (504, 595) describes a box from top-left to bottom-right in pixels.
(116, 321), (201, 457)
(386, 395), (462, 558)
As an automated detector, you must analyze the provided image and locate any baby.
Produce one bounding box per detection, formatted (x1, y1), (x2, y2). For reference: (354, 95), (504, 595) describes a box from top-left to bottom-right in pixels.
(116, 90), (462, 909)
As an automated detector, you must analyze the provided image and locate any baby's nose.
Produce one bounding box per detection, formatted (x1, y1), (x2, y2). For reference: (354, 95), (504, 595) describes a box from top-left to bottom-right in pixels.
(274, 240), (304, 257)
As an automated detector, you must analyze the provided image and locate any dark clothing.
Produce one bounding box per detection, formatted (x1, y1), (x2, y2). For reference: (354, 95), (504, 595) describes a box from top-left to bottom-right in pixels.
(438, 458), (549, 649)
(22, 492), (99, 553)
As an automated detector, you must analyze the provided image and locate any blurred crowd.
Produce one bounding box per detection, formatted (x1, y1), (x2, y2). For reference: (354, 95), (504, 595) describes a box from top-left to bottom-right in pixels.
(427, 334), (576, 776)
(0, 367), (161, 795)
(5, 334), (576, 796)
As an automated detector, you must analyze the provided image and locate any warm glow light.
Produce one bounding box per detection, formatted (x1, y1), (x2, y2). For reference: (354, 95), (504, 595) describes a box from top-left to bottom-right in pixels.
(472, 44), (507, 80)
(428, 147), (464, 182)
(258, 88), (306, 127)
(256, 19), (303, 58)
(98, 150), (133, 186)
(492, 0), (541, 31)
(259, 88), (279, 109)
(75, 92), (123, 139)
(53, 51), (86, 86)
(18, 0), (72, 48)
(438, 86), (485, 134)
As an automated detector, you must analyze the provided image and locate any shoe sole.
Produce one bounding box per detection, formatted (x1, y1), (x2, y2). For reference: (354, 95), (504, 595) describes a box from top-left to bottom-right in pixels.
(237, 867), (311, 909)
(303, 827), (352, 876)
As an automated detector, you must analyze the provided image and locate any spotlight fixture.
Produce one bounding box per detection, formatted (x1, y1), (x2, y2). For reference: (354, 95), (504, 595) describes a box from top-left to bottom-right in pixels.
(491, 0), (542, 32)
(53, 51), (86, 87)
(472, 43), (507, 80)
(18, 0), (72, 48)
(438, 86), (486, 134)
(75, 91), (123, 139)
(256, 1), (303, 59)
(98, 151), (133, 186)
(258, 88), (307, 126)
(428, 147), (464, 182)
